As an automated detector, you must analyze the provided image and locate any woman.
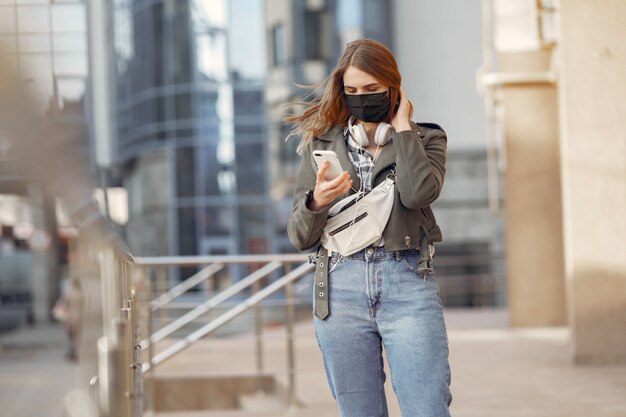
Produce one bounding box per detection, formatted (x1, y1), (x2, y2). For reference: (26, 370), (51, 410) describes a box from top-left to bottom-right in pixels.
(286, 39), (452, 417)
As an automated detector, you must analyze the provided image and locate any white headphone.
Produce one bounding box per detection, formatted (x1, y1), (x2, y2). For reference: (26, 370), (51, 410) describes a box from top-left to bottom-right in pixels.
(347, 116), (393, 147)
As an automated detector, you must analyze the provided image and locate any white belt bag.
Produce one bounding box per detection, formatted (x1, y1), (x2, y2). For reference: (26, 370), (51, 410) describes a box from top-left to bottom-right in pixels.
(320, 176), (396, 256)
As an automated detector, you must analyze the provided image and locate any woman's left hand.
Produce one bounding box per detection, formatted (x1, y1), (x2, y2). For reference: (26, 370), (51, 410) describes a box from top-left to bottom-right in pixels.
(391, 87), (412, 132)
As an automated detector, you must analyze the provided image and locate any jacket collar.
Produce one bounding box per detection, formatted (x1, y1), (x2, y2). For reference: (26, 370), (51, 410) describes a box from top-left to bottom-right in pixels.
(319, 121), (422, 139)
(318, 125), (343, 142)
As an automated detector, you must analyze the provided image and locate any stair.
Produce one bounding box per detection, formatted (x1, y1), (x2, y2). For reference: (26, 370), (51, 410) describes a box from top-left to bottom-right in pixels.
(147, 372), (277, 412)
(153, 405), (340, 417)
(238, 391), (288, 413)
(146, 318), (341, 416)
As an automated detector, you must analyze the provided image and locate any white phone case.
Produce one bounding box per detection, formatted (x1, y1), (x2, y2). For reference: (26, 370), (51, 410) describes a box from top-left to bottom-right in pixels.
(312, 150), (343, 181)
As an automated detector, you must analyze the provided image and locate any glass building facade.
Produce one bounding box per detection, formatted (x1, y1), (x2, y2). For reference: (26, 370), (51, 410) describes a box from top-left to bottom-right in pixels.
(112, 0), (271, 280)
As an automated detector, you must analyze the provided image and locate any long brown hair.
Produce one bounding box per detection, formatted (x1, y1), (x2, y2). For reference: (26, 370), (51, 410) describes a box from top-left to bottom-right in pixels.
(285, 38), (411, 154)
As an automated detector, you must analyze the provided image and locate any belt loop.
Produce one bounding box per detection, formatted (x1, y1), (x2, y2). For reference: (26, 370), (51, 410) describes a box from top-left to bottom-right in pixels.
(395, 250), (401, 261)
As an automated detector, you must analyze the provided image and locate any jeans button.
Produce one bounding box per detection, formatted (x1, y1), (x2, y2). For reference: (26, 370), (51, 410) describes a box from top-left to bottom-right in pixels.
(367, 248), (374, 255)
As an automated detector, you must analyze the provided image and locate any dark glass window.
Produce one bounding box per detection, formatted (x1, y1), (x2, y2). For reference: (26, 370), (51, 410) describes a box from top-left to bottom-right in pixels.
(177, 207), (197, 255)
(234, 89), (263, 115)
(238, 204), (268, 254)
(176, 147), (195, 198)
(200, 144), (231, 197)
(271, 23), (286, 67)
(304, 10), (323, 60)
(203, 206), (234, 236)
(278, 123), (299, 178)
(236, 143), (266, 196)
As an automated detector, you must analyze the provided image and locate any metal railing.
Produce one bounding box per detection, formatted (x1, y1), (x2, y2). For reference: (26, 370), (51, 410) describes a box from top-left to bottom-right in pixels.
(71, 233), (315, 416)
(131, 254), (314, 411)
(98, 245), (143, 417)
(69, 234), (143, 417)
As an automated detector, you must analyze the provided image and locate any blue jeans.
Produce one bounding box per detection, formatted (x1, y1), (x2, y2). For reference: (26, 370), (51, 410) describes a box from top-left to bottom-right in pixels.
(313, 247), (452, 417)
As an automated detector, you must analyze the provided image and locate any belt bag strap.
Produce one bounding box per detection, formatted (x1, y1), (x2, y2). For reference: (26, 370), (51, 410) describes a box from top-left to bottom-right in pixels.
(320, 176), (396, 257)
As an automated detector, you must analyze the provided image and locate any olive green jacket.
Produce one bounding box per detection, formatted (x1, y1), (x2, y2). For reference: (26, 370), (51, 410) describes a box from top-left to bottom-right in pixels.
(287, 121), (447, 319)
(288, 121), (446, 251)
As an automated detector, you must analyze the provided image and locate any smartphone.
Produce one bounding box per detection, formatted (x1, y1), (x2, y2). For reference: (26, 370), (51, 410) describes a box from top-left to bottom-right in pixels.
(312, 150), (344, 181)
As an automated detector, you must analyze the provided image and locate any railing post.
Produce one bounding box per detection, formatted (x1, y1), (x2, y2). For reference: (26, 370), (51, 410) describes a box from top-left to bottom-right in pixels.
(206, 263), (214, 299)
(119, 310), (133, 417)
(100, 246), (119, 339)
(146, 270), (155, 413)
(156, 267), (168, 329)
(98, 317), (131, 417)
(252, 278), (264, 392)
(97, 337), (110, 417)
(285, 263), (297, 409)
(89, 376), (99, 410)
(129, 265), (144, 417)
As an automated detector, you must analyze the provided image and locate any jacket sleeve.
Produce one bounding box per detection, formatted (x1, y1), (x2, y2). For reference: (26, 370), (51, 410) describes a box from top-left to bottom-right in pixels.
(392, 124), (447, 209)
(287, 142), (332, 251)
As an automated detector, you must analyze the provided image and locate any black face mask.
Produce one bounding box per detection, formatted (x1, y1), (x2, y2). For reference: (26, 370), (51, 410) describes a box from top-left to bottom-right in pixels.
(343, 91), (391, 123)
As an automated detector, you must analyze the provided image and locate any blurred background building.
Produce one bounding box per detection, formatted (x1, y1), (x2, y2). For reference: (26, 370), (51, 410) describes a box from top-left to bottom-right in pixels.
(112, 0), (272, 284)
(0, 0), (88, 327)
(1, 0), (626, 416)
(2, 0), (623, 365)
(0, 0), (506, 329)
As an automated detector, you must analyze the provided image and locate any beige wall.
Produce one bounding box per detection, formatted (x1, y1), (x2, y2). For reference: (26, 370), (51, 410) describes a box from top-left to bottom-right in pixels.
(558, 0), (626, 364)
(500, 48), (567, 327)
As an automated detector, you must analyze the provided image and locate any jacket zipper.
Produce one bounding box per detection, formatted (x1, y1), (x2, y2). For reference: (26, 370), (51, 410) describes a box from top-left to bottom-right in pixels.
(389, 164), (411, 247)
(403, 208), (410, 247)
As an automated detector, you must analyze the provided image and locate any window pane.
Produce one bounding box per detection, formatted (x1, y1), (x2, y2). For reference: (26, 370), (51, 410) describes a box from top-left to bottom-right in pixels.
(271, 24), (285, 66)
(53, 33), (86, 52)
(203, 206), (233, 236)
(304, 11), (322, 60)
(195, 31), (227, 81)
(56, 77), (86, 108)
(19, 34), (50, 52)
(0, 7), (16, 34)
(53, 52), (87, 76)
(17, 6), (50, 33)
(0, 34), (16, 52)
(52, 4), (85, 32)
(235, 143), (266, 196)
(238, 205), (267, 254)
(176, 147), (196, 198)
(20, 53), (51, 78)
(0, 53), (18, 76)
(233, 88), (263, 116)
(20, 54), (54, 99)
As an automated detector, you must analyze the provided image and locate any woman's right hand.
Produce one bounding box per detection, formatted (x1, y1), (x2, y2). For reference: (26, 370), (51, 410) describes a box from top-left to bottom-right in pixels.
(309, 161), (353, 211)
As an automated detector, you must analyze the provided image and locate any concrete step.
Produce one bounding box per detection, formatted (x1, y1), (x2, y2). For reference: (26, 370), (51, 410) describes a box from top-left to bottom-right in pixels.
(147, 372), (277, 412)
(153, 404), (340, 417)
(146, 318), (341, 415)
(239, 391), (286, 413)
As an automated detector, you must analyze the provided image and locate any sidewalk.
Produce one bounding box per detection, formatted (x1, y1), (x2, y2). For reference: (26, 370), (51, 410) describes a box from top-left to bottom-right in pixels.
(445, 310), (626, 417)
(153, 308), (626, 417)
(2, 309), (626, 417)
(0, 322), (76, 417)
